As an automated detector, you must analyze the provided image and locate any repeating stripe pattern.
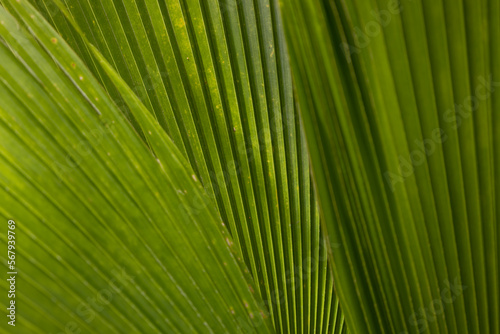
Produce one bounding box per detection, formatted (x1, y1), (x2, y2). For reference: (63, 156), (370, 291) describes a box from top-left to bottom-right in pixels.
(280, 0), (499, 333)
(0, 1), (276, 332)
(1, 0), (344, 333)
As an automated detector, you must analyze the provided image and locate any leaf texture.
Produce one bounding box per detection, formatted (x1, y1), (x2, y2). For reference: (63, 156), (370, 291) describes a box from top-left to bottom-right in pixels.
(0, 0), (343, 333)
(279, 0), (499, 333)
(0, 2), (275, 332)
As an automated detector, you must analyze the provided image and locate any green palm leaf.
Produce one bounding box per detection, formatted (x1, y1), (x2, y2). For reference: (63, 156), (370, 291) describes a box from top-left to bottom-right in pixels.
(0, 2), (279, 332)
(280, 0), (498, 333)
(4, 0), (497, 332)
(0, 0), (342, 333)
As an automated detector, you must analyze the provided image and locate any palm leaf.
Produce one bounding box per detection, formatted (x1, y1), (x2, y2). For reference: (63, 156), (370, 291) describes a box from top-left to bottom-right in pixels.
(0, 0), (342, 333)
(0, 2), (275, 332)
(280, 0), (498, 333)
